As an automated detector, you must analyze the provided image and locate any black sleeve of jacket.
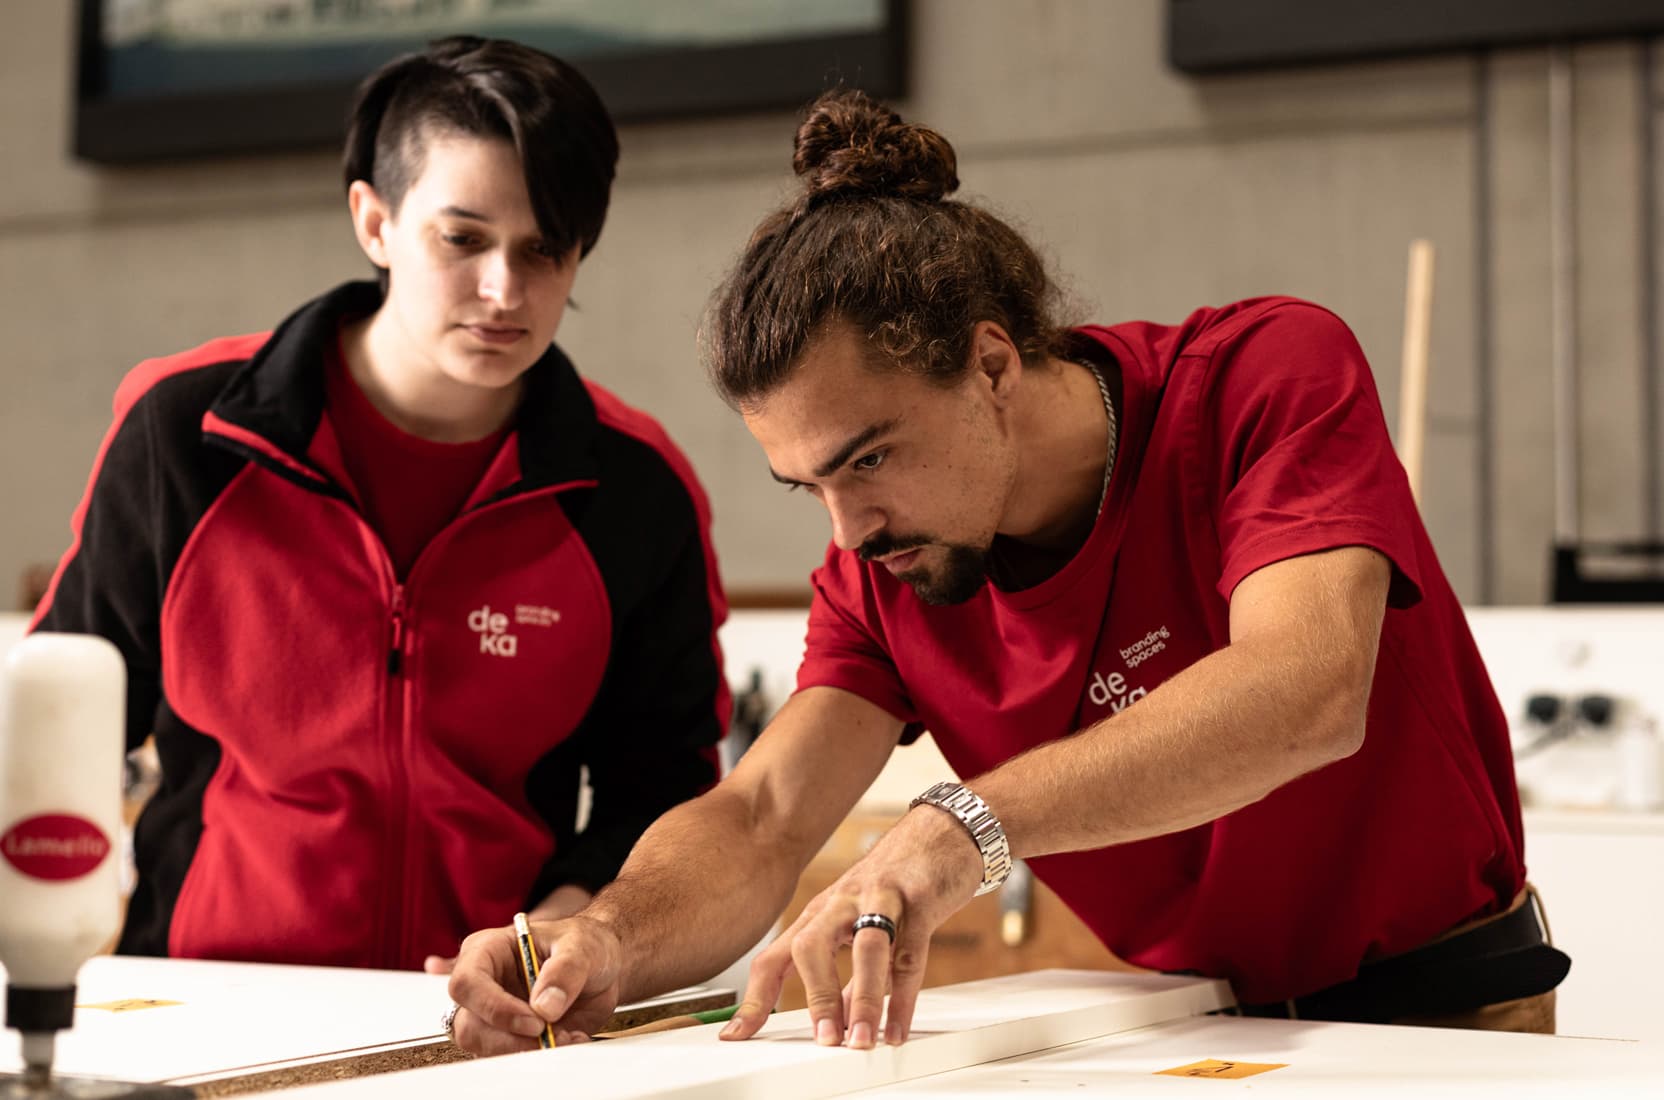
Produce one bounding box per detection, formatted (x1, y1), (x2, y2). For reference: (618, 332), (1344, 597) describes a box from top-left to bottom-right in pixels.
(525, 478), (728, 901)
(34, 393), (172, 753)
(33, 365), (244, 755)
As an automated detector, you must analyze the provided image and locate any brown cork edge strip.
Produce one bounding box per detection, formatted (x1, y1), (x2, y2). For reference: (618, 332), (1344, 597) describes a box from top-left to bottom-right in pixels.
(185, 989), (737, 1096)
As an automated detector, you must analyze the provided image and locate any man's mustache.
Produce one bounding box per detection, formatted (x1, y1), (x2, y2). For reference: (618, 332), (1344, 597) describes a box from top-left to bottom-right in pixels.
(857, 532), (933, 563)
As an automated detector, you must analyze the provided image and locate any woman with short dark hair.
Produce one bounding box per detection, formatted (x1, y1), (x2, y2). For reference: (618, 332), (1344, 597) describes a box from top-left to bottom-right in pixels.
(32, 37), (729, 974)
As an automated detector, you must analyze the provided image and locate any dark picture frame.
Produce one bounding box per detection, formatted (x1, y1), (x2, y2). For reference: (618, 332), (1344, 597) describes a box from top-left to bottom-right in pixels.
(1169, 0), (1664, 73)
(74, 1), (908, 164)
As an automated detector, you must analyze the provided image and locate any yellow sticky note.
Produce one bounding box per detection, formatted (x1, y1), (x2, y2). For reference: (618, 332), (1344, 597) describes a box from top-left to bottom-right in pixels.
(78, 999), (182, 1013)
(1155, 1058), (1286, 1079)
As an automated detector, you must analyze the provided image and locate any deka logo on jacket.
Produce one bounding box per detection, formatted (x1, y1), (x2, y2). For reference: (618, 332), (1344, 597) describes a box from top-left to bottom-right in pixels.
(468, 603), (564, 657)
(469, 605), (518, 657)
(1, 814), (111, 880)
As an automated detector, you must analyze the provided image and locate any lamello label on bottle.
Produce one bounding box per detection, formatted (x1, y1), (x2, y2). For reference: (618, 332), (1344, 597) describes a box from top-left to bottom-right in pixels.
(1, 813), (111, 881)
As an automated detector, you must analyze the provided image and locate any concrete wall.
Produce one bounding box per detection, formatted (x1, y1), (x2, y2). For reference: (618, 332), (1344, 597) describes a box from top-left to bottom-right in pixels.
(3, 0), (1659, 606)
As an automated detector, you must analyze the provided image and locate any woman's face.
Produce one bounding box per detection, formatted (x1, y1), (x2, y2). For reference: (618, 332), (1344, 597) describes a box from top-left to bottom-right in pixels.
(360, 132), (580, 392)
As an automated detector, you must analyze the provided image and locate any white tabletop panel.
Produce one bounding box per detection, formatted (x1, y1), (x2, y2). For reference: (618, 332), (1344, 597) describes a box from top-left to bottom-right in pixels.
(0, 955), (449, 1083)
(860, 1014), (1664, 1098)
(281, 970), (1231, 1100)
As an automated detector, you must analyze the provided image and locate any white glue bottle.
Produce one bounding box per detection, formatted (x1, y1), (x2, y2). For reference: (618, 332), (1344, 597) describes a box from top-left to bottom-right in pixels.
(0, 633), (125, 1091)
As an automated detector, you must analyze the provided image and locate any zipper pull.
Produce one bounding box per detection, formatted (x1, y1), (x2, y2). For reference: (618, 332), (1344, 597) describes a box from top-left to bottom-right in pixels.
(388, 586), (406, 676)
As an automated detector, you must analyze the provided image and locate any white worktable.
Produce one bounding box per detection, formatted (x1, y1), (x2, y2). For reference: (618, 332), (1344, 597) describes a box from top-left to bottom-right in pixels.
(2, 960), (1659, 1097)
(0, 956), (450, 1085)
(0, 956), (721, 1089)
(859, 1014), (1663, 1098)
(276, 969), (1664, 1100)
(282, 970), (1232, 1100)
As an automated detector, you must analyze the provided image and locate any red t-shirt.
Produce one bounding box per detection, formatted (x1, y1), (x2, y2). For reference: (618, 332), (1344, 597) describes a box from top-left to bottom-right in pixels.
(798, 297), (1524, 1004)
(324, 346), (508, 578)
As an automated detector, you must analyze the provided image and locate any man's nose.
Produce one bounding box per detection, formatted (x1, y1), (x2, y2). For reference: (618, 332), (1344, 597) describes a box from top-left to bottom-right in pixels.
(825, 489), (882, 553)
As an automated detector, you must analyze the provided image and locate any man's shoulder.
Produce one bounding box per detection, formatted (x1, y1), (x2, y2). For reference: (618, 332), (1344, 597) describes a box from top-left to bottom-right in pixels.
(1186, 295), (1350, 353)
(1100, 295), (1344, 356)
(1087, 299), (1371, 417)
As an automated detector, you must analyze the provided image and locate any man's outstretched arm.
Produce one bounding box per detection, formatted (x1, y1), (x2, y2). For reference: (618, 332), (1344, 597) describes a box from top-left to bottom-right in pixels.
(728, 545), (1391, 1049)
(445, 685), (904, 1055)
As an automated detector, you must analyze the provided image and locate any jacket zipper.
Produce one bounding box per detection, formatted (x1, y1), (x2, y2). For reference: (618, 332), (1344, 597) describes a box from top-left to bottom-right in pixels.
(382, 485), (591, 970)
(207, 426), (413, 967)
(382, 581), (409, 969)
(388, 586), (407, 676)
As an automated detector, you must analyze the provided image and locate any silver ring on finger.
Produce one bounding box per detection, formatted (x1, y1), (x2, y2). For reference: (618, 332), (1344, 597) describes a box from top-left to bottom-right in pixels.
(852, 912), (898, 943)
(441, 1002), (460, 1042)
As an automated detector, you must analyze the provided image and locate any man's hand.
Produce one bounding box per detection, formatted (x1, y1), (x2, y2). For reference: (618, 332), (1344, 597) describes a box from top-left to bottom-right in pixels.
(720, 803), (984, 1049)
(423, 884), (595, 976)
(446, 914), (623, 1055)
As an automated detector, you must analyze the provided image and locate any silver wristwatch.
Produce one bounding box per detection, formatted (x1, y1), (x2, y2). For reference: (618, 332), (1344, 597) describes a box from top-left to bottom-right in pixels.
(910, 781), (1013, 896)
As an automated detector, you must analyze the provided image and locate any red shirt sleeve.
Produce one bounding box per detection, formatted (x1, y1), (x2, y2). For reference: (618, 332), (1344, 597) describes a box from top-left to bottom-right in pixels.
(797, 544), (919, 723)
(1198, 301), (1424, 608)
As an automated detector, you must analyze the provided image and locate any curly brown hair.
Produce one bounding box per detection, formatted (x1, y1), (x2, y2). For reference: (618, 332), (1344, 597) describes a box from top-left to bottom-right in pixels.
(704, 89), (1069, 409)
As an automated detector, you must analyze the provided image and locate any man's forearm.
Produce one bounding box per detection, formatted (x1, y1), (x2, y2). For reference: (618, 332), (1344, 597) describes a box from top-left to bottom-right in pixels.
(528, 883), (593, 922)
(579, 687), (904, 1005)
(581, 786), (810, 1004)
(980, 635), (1365, 858)
(977, 550), (1389, 859)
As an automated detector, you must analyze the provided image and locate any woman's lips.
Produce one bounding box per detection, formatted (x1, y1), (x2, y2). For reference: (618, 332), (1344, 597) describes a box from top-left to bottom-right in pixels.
(465, 324), (526, 345)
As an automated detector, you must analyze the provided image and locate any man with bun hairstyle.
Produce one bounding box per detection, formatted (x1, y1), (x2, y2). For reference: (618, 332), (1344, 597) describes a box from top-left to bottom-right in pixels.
(31, 37), (729, 974)
(446, 89), (1564, 1052)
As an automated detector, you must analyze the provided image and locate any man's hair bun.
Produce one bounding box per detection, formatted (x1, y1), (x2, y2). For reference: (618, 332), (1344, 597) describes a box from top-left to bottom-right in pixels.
(792, 88), (959, 203)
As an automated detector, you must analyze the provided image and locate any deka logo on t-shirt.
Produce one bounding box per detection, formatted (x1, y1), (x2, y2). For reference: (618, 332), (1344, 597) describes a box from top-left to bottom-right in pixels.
(1120, 625), (1171, 668)
(1087, 668), (1147, 713)
(1087, 624), (1179, 713)
(1, 813), (111, 881)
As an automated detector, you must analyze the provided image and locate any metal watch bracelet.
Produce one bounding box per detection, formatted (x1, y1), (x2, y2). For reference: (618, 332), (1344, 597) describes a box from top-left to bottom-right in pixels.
(909, 781), (1013, 896)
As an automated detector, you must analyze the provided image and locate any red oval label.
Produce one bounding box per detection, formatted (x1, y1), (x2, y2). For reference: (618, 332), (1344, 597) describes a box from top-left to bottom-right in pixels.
(1, 814), (111, 881)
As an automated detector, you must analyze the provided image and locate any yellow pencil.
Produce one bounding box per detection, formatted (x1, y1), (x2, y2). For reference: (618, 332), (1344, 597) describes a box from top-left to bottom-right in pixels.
(513, 911), (559, 1049)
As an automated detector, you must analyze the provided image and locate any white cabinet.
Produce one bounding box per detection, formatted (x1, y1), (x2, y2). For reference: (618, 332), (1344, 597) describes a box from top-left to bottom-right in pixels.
(1524, 808), (1664, 1040)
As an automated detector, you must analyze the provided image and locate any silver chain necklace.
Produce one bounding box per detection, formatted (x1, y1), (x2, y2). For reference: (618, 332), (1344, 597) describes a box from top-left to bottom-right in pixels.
(1083, 360), (1118, 514)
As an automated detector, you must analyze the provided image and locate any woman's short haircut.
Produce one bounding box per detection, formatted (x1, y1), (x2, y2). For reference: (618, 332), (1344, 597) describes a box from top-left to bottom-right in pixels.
(343, 36), (618, 260)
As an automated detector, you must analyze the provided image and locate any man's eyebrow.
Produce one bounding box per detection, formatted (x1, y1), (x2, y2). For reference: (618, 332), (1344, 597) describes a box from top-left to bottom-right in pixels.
(813, 421), (896, 478)
(439, 205), (490, 221)
(767, 420), (898, 486)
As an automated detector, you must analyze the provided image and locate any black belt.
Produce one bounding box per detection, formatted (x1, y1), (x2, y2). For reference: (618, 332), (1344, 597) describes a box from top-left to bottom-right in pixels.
(1234, 894), (1572, 1024)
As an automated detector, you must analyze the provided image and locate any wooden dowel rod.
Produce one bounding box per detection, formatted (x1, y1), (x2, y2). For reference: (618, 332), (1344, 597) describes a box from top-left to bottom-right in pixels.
(1399, 239), (1436, 507)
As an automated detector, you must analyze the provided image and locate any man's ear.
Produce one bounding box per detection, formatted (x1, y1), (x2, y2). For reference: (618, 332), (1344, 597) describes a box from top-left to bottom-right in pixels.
(969, 321), (1024, 405)
(347, 180), (392, 270)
